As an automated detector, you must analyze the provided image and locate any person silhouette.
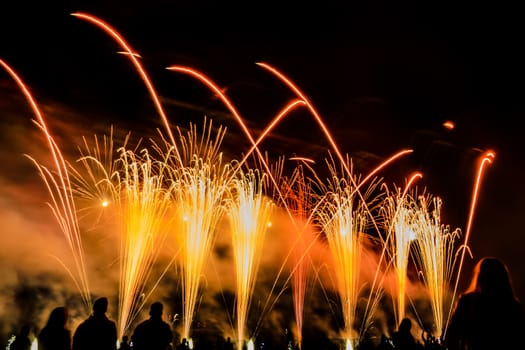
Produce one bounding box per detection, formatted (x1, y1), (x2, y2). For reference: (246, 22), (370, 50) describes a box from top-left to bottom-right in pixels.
(224, 336), (234, 350)
(131, 301), (173, 350)
(72, 297), (117, 350)
(176, 338), (188, 350)
(445, 256), (525, 350)
(118, 335), (131, 350)
(38, 307), (71, 350)
(11, 324), (32, 350)
(178, 338), (188, 350)
(391, 318), (421, 350)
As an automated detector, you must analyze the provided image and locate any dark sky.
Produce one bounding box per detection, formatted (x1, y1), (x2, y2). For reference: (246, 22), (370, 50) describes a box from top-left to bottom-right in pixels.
(1, 0), (525, 341)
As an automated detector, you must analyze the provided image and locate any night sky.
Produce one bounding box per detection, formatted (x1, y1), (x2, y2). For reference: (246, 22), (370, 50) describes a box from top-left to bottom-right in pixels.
(1, 0), (524, 345)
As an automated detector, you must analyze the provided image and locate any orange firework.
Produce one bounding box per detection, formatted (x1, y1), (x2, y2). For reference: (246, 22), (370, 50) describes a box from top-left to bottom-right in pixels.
(379, 173), (422, 327)
(163, 119), (233, 340)
(411, 195), (461, 339)
(227, 168), (274, 350)
(279, 164), (319, 349)
(315, 156), (385, 349)
(0, 59), (92, 311)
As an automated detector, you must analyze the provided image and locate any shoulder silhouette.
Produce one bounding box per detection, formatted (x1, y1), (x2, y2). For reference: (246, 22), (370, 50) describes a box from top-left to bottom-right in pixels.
(11, 324), (32, 350)
(391, 318), (422, 350)
(445, 256), (525, 350)
(72, 297), (117, 350)
(38, 306), (71, 350)
(131, 301), (173, 350)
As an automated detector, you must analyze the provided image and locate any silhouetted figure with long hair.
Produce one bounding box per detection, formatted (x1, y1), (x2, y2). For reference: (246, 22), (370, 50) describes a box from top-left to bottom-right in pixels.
(38, 307), (71, 350)
(445, 256), (525, 350)
(11, 324), (32, 350)
(72, 297), (117, 350)
(131, 301), (173, 350)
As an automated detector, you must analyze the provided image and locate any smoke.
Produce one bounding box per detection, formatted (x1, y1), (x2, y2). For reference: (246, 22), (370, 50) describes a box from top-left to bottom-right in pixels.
(0, 88), (447, 348)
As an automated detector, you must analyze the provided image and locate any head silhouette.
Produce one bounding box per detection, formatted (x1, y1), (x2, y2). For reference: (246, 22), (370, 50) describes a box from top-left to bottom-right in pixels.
(93, 297), (108, 315)
(19, 324), (31, 337)
(399, 318), (412, 333)
(46, 306), (67, 328)
(149, 301), (163, 318)
(469, 257), (514, 299)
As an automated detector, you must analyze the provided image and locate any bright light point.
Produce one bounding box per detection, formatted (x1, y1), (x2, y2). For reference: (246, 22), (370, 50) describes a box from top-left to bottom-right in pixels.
(101, 200), (109, 207)
(247, 339), (255, 350)
(407, 229), (417, 241)
(443, 120), (455, 130)
(183, 215), (189, 222)
(31, 339), (38, 350)
(485, 150), (496, 160)
(267, 221), (272, 228)
(346, 339), (353, 350)
(188, 338), (194, 349)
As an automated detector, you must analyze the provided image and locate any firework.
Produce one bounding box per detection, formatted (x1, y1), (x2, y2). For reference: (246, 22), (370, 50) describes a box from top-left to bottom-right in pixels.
(411, 194), (460, 338)
(0, 59), (92, 311)
(227, 168), (274, 350)
(71, 131), (176, 337)
(278, 164), (318, 348)
(164, 119), (233, 339)
(379, 173), (422, 327)
(315, 156), (384, 348)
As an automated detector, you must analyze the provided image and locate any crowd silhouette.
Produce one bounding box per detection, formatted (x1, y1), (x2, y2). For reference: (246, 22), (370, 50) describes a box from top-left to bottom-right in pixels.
(4, 257), (525, 350)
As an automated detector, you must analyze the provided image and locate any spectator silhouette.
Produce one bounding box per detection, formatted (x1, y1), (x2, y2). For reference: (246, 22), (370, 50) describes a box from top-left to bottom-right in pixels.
(224, 337), (234, 350)
(175, 338), (188, 350)
(118, 335), (131, 350)
(72, 297), (117, 350)
(391, 318), (421, 350)
(377, 334), (394, 350)
(445, 256), (525, 350)
(11, 324), (32, 350)
(38, 306), (71, 350)
(131, 301), (173, 350)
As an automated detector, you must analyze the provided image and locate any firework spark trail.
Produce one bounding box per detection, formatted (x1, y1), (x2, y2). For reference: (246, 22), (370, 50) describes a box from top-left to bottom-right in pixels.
(164, 66), (287, 199)
(280, 165), (318, 348)
(167, 133), (232, 339)
(254, 64), (416, 314)
(71, 12), (182, 165)
(0, 59), (92, 311)
(227, 169), (274, 350)
(72, 132), (182, 332)
(315, 159), (384, 348)
(236, 99), (306, 171)
(69, 128), (131, 227)
(70, 131), (176, 337)
(445, 150), (495, 337)
(379, 173), (422, 326)
(110, 147), (176, 337)
(354, 150), (414, 195)
(256, 62), (356, 182)
(153, 118), (234, 339)
(411, 195), (460, 338)
(163, 69), (317, 331)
